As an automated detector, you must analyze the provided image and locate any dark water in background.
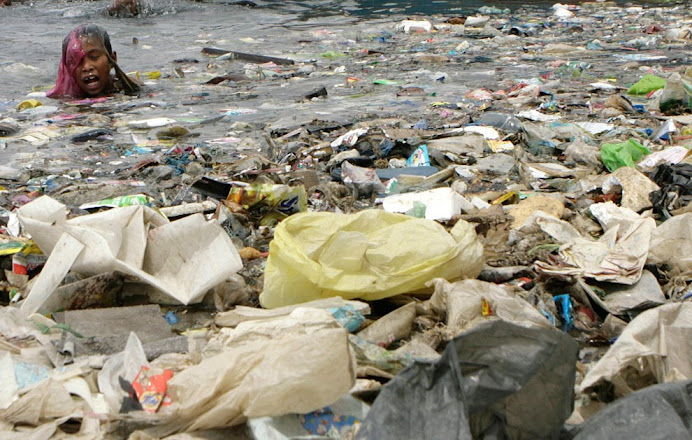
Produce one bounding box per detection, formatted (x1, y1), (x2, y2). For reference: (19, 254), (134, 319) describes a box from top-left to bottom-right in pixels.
(273, 0), (676, 18)
(309, 0), (556, 16)
(0, 0), (684, 101)
(350, 0), (542, 15)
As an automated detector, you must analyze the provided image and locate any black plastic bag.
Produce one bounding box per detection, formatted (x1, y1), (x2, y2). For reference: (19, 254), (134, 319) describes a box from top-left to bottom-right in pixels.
(567, 381), (692, 440)
(649, 163), (692, 217)
(356, 341), (471, 439)
(356, 321), (578, 440)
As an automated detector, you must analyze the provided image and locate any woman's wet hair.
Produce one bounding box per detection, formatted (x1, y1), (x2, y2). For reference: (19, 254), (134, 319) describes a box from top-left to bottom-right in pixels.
(61, 24), (113, 58)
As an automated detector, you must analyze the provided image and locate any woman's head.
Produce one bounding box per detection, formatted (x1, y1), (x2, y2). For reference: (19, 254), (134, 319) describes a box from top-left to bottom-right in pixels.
(48, 24), (117, 99)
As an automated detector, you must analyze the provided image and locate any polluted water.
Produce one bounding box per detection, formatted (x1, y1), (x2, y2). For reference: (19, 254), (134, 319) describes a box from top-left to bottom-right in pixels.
(1, 0), (692, 439)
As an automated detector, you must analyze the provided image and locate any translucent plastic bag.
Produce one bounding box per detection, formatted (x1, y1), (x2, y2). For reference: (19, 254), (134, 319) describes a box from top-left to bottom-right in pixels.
(259, 210), (483, 308)
(659, 72), (692, 115)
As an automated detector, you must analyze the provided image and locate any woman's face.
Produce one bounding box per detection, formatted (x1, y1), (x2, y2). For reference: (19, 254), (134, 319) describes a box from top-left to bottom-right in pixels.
(75, 36), (113, 96)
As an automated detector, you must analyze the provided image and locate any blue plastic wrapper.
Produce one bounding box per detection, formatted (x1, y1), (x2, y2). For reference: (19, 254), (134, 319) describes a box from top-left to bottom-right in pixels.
(405, 144), (430, 167)
(15, 361), (51, 390)
(375, 30), (392, 43)
(125, 146), (154, 156)
(299, 406), (361, 437)
(164, 310), (179, 325)
(248, 395), (368, 439)
(378, 138), (395, 157)
(554, 294), (573, 331)
(328, 305), (365, 333)
(412, 119), (428, 130)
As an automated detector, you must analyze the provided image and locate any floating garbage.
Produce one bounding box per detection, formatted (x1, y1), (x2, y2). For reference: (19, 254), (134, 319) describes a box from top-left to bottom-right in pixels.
(1, 1), (692, 438)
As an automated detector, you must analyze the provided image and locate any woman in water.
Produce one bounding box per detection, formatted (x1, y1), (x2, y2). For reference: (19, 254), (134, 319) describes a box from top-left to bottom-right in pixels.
(47, 24), (140, 99)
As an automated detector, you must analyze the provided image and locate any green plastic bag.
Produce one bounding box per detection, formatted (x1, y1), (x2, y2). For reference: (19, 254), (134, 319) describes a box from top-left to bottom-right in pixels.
(260, 210), (483, 308)
(627, 74), (666, 95)
(373, 79), (403, 85)
(321, 51), (346, 59)
(600, 139), (651, 172)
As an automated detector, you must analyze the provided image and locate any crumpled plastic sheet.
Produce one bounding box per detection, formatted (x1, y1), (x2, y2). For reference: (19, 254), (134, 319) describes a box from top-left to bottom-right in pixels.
(426, 278), (554, 334)
(648, 212), (692, 277)
(580, 302), (692, 395)
(567, 381), (692, 440)
(356, 302), (416, 346)
(600, 139), (651, 172)
(341, 161), (386, 198)
(356, 320), (578, 440)
(0, 380), (77, 429)
(98, 332), (149, 413)
(0, 415), (78, 440)
(131, 328), (356, 438)
(204, 307), (341, 356)
(522, 210), (655, 285)
(578, 270), (666, 316)
(214, 296), (370, 328)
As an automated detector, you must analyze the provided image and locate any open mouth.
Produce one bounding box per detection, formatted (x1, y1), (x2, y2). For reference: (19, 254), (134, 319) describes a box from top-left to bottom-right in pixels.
(82, 75), (100, 89)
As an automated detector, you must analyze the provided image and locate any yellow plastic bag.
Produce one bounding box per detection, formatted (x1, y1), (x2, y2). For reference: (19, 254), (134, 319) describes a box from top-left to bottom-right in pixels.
(17, 99), (42, 111)
(260, 210), (484, 308)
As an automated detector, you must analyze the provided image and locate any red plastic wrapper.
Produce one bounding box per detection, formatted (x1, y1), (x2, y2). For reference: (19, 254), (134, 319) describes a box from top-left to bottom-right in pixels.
(504, 277), (535, 290)
(132, 366), (174, 412)
(12, 255), (28, 275)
